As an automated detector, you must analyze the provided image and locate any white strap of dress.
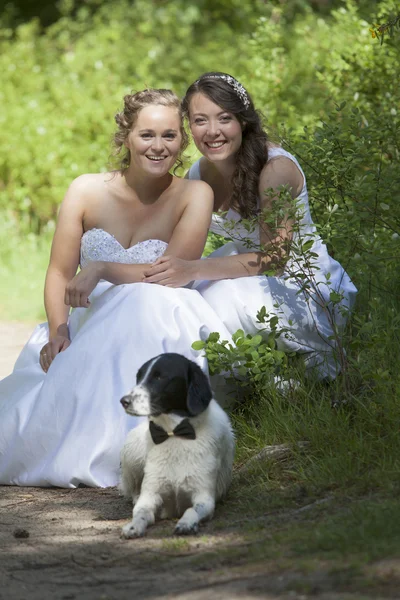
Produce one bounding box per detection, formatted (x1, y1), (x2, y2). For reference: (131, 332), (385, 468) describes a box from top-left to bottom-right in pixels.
(187, 160), (201, 180)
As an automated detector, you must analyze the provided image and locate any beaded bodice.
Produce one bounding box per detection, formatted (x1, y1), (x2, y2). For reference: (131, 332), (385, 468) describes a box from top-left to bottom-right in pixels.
(80, 228), (168, 268)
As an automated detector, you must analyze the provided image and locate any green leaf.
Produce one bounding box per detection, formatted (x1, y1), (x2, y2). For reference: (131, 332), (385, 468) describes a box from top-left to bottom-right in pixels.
(207, 332), (220, 343)
(248, 334), (262, 346)
(329, 291), (343, 304)
(191, 341), (205, 350)
(232, 329), (245, 343)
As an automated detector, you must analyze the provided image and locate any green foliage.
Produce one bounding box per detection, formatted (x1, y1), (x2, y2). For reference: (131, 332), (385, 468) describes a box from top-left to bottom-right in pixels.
(0, 213), (50, 320)
(287, 103), (400, 301)
(0, 0), (398, 239)
(0, 0), (264, 232)
(5, 0), (268, 30)
(240, 1), (400, 132)
(193, 309), (290, 394)
(289, 498), (400, 561)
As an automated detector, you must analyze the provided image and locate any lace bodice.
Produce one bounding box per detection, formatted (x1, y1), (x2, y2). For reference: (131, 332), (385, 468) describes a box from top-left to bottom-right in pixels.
(80, 228), (168, 268)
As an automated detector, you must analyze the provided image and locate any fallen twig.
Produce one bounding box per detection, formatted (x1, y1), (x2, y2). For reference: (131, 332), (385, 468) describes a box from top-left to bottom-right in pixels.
(235, 441), (309, 474)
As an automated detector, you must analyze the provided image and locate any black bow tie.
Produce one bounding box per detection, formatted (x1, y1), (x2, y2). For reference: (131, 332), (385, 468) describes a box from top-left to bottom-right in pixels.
(149, 418), (196, 445)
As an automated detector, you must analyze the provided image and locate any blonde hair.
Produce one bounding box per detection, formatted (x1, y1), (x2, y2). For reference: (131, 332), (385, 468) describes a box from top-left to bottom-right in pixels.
(113, 89), (188, 171)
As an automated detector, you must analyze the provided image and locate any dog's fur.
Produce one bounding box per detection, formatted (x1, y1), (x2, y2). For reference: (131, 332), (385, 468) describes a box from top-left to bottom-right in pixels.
(119, 353), (235, 538)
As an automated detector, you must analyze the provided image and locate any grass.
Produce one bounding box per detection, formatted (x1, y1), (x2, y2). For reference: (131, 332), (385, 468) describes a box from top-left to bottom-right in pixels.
(0, 222), (51, 322)
(161, 537), (192, 552)
(187, 494), (400, 594)
(206, 292), (400, 581)
(288, 497), (400, 561)
(230, 386), (400, 497)
(227, 294), (400, 496)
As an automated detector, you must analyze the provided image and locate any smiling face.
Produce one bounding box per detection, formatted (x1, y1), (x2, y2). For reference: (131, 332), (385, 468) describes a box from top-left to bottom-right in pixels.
(188, 93), (243, 163)
(125, 104), (182, 176)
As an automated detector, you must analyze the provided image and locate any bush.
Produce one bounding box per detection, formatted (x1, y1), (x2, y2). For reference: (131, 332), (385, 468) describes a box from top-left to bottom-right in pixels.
(195, 0), (400, 393)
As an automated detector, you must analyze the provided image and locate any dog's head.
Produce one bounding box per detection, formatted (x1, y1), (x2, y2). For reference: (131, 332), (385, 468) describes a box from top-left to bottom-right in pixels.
(120, 353), (212, 418)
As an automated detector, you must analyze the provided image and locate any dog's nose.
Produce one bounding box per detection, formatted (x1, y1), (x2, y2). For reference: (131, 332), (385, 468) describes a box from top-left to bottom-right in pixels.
(120, 396), (130, 409)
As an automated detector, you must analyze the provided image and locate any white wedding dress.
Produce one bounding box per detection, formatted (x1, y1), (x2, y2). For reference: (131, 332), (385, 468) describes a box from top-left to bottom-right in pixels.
(189, 147), (357, 379)
(0, 229), (230, 488)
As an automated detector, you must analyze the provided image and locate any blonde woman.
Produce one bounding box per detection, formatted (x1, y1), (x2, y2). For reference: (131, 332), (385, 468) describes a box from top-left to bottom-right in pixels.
(0, 89), (229, 488)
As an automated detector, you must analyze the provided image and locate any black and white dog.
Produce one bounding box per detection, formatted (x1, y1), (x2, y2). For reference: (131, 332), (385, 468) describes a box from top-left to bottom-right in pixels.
(119, 353), (235, 538)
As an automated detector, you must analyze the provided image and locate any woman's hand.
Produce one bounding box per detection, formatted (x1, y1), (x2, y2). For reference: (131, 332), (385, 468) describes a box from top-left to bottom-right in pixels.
(65, 263), (103, 308)
(143, 256), (198, 288)
(40, 335), (70, 373)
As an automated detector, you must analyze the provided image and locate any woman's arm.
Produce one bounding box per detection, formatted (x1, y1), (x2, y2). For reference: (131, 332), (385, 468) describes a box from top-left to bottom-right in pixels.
(142, 243), (271, 286)
(144, 157), (303, 285)
(65, 261), (150, 305)
(40, 176), (88, 370)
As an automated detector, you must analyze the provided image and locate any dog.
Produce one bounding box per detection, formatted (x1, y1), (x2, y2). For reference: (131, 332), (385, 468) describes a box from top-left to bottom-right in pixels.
(119, 353), (235, 538)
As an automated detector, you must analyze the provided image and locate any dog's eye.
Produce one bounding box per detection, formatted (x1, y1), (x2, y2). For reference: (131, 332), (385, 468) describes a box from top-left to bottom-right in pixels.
(152, 373), (162, 381)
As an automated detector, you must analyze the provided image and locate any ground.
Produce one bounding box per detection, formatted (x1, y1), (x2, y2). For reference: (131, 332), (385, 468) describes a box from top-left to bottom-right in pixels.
(1, 322), (399, 600)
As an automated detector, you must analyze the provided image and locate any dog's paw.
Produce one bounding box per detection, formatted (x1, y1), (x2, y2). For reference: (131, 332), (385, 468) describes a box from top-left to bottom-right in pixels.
(174, 521), (199, 536)
(121, 521), (146, 539)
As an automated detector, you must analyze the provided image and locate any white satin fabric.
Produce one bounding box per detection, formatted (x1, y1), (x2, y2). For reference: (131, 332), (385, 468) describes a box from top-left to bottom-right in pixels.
(0, 230), (230, 488)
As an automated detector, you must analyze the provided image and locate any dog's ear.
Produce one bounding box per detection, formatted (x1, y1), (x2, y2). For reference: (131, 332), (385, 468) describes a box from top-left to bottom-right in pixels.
(136, 357), (150, 384)
(187, 361), (212, 416)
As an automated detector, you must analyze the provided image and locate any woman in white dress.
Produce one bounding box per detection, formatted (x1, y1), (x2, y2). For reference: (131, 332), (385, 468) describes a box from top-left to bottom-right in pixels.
(144, 73), (357, 380)
(0, 89), (230, 488)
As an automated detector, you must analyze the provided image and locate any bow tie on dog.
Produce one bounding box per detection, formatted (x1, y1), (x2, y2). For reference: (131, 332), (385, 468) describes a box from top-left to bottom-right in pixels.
(149, 418), (196, 444)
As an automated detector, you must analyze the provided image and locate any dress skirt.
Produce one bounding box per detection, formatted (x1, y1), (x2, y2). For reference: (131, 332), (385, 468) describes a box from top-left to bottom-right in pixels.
(0, 281), (229, 488)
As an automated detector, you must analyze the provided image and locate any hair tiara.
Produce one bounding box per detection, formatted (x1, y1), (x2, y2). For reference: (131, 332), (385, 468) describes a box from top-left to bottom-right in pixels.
(196, 74), (250, 109)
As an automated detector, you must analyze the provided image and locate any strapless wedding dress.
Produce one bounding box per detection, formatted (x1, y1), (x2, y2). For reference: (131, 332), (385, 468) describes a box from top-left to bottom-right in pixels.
(0, 229), (229, 488)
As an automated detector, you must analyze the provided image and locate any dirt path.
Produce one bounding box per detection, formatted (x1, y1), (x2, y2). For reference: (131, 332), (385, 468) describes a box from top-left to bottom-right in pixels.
(0, 322), (396, 599)
(0, 486), (379, 600)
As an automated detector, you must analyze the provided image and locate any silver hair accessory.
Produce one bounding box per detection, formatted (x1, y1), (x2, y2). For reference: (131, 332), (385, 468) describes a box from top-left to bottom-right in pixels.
(197, 74), (250, 109)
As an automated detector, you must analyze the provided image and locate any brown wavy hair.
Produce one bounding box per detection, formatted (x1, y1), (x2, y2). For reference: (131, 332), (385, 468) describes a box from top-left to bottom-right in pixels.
(182, 73), (269, 218)
(113, 89), (189, 172)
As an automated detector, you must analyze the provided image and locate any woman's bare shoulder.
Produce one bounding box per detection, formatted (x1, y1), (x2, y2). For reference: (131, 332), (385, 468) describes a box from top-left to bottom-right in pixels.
(61, 172), (117, 209)
(174, 175), (213, 195)
(172, 177), (213, 213)
(67, 172), (117, 193)
(259, 154), (303, 200)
